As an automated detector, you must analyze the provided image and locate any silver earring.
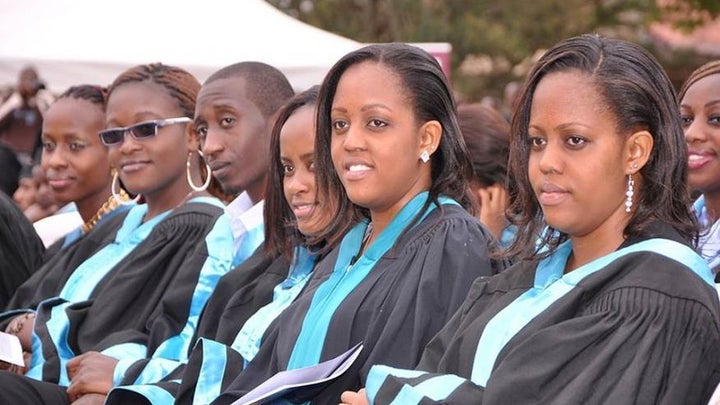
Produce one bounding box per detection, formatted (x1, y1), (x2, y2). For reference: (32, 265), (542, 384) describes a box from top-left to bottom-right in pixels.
(186, 150), (212, 192)
(420, 150), (430, 163)
(625, 174), (634, 213)
(112, 170), (140, 205)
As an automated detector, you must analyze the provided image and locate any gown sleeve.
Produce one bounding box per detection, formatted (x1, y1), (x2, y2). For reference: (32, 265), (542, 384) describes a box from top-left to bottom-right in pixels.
(0, 191), (44, 308)
(366, 274), (720, 405)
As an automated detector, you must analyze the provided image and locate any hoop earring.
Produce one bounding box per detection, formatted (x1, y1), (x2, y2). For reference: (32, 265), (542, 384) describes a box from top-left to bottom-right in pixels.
(625, 174), (634, 213)
(112, 170), (140, 205)
(186, 150), (212, 192)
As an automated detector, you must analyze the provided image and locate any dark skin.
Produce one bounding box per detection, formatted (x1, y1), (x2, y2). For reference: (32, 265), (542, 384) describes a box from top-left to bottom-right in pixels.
(58, 80), (211, 401)
(66, 352), (118, 401)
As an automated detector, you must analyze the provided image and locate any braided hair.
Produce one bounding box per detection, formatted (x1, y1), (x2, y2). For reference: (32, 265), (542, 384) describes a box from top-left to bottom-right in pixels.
(57, 85), (108, 110)
(107, 63), (226, 199)
(679, 60), (720, 101)
(108, 63), (199, 118)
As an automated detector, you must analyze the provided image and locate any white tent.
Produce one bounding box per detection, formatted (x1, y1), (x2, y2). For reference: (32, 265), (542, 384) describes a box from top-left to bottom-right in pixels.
(0, 0), (362, 92)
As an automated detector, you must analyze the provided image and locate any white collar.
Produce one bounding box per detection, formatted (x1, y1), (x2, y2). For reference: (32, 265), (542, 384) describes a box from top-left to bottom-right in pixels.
(226, 191), (264, 237)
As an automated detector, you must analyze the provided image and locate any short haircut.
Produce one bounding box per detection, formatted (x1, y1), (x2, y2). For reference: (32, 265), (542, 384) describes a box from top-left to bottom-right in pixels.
(204, 62), (294, 119)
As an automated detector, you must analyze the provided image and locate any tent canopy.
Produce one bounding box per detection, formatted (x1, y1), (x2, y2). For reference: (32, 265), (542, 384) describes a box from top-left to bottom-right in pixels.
(0, 0), (361, 92)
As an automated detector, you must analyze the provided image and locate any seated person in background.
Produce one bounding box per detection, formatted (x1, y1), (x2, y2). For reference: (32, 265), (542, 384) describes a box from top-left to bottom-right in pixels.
(0, 143), (21, 196)
(23, 164), (61, 223)
(0, 63), (235, 404)
(12, 164), (38, 213)
(679, 60), (720, 277)
(457, 103), (514, 246)
(0, 191), (44, 308)
(210, 43), (506, 405)
(342, 34), (720, 405)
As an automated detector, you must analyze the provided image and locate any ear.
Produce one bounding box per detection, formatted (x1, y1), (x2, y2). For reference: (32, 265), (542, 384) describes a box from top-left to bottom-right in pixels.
(625, 130), (653, 174)
(185, 123), (200, 152)
(418, 120), (442, 159)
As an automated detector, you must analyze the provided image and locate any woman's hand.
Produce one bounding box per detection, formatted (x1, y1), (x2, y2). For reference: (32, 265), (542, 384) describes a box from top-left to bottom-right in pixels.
(340, 388), (370, 405)
(66, 351), (119, 401)
(5, 312), (36, 352)
(477, 184), (509, 241)
(70, 393), (107, 405)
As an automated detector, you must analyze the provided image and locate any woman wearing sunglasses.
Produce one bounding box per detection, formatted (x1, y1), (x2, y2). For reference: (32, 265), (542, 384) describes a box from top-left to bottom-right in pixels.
(0, 63), (235, 404)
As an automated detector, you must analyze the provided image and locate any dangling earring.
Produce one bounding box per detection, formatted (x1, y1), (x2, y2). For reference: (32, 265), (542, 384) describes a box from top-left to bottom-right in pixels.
(112, 169), (140, 205)
(186, 150), (212, 192)
(625, 174), (634, 213)
(420, 150), (430, 163)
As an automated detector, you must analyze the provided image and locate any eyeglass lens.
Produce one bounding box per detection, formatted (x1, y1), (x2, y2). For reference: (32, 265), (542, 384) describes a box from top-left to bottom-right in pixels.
(100, 122), (159, 145)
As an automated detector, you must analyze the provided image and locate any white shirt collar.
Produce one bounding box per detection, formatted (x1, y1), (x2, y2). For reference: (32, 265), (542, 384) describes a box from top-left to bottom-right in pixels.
(226, 191), (264, 240)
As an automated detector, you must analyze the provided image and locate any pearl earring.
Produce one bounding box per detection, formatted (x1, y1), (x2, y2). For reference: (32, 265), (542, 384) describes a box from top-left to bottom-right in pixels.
(625, 174), (634, 213)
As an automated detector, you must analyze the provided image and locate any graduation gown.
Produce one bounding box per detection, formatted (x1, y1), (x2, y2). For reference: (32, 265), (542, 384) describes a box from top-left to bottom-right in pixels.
(13, 196), (234, 387)
(104, 247), (315, 404)
(2, 204), (129, 316)
(366, 222), (720, 405)
(0, 191), (44, 308)
(210, 192), (505, 405)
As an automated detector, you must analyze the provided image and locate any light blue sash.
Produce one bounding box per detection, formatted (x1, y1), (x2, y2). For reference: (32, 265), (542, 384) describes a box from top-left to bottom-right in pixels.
(470, 238), (713, 387)
(286, 192), (459, 369)
(233, 246), (317, 363)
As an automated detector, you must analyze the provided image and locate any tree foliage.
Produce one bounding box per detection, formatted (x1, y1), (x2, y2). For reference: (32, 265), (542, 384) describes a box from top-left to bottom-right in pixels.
(268, 0), (720, 100)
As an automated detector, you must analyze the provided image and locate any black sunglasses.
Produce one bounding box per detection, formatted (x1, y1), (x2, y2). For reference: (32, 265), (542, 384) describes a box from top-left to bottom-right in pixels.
(98, 117), (191, 146)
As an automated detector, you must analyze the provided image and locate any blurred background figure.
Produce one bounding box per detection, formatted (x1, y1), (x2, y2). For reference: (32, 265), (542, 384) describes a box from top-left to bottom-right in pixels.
(22, 164), (60, 224)
(12, 165), (37, 213)
(0, 143), (21, 196)
(0, 66), (54, 168)
(458, 103), (514, 246)
(502, 81), (521, 120)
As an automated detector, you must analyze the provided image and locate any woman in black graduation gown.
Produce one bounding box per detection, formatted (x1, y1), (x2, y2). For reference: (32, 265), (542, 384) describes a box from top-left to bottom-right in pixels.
(210, 43), (506, 405)
(0, 64), (235, 404)
(2, 85), (130, 316)
(342, 34), (720, 405)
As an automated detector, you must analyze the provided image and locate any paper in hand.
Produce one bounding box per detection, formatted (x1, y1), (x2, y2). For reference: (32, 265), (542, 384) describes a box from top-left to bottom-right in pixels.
(231, 342), (364, 405)
(0, 331), (25, 367)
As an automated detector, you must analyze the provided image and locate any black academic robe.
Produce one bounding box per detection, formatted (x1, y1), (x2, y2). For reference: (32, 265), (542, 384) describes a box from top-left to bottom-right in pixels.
(367, 222), (720, 405)
(104, 246), (291, 399)
(2, 209), (121, 316)
(209, 204), (506, 405)
(0, 199), (234, 392)
(0, 191), (44, 308)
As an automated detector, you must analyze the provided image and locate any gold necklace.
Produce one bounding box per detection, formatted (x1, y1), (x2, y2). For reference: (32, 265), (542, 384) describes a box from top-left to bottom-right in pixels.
(81, 191), (128, 234)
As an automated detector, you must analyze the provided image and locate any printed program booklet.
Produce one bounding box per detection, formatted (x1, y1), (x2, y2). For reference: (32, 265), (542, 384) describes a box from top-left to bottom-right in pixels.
(231, 342), (363, 405)
(0, 331), (25, 367)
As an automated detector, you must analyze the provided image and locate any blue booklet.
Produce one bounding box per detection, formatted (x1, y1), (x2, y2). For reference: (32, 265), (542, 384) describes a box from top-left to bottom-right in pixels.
(231, 342), (364, 405)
